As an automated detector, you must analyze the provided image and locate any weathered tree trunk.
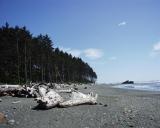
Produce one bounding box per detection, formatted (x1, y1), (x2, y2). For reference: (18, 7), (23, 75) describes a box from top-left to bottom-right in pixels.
(59, 91), (98, 107)
(1, 84), (98, 109)
(24, 40), (27, 83)
(16, 35), (20, 84)
(29, 56), (32, 81)
(41, 65), (44, 82)
(35, 86), (98, 109)
(56, 89), (72, 93)
(35, 86), (63, 109)
(0, 85), (21, 96)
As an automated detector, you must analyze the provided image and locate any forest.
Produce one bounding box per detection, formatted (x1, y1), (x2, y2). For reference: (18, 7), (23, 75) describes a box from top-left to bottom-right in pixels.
(0, 23), (97, 84)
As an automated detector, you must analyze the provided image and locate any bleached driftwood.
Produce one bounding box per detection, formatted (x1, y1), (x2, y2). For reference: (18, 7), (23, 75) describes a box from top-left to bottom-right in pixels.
(56, 89), (72, 93)
(59, 91), (98, 107)
(35, 86), (63, 109)
(26, 85), (39, 98)
(0, 84), (39, 97)
(0, 84), (20, 89)
(0, 84), (22, 96)
(35, 86), (98, 109)
(1, 83), (98, 109)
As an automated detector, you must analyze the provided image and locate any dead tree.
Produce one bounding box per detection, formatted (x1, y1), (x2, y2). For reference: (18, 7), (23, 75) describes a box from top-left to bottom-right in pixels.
(35, 86), (98, 109)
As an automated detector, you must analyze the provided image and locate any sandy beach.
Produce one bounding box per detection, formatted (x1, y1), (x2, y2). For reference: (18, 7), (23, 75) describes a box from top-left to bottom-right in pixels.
(0, 84), (160, 128)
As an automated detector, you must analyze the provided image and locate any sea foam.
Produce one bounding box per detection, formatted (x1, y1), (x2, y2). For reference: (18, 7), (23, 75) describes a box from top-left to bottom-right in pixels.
(113, 82), (160, 91)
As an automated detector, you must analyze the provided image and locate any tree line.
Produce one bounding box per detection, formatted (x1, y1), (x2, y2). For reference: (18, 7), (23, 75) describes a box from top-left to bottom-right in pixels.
(0, 23), (97, 84)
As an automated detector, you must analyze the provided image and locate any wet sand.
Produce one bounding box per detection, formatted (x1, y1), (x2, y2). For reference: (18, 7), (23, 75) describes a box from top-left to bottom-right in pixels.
(0, 84), (160, 128)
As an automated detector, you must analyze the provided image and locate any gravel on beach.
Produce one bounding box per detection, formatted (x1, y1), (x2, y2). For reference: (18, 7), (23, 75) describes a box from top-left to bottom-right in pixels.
(0, 84), (160, 128)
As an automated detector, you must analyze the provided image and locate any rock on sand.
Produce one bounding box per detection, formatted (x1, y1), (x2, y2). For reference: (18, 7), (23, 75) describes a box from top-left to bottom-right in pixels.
(0, 112), (7, 124)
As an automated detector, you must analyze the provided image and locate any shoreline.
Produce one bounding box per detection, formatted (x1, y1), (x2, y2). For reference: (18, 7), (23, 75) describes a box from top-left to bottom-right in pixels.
(0, 84), (160, 128)
(101, 84), (160, 95)
(110, 82), (160, 92)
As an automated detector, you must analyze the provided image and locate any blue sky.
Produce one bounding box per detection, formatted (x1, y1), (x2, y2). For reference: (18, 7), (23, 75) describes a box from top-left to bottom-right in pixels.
(0, 0), (160, 83)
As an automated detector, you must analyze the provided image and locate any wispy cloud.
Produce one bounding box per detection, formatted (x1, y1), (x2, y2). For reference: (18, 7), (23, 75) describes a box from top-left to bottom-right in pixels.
(153, 42), (160, 51)
(109, 56), (117, 61)
(150, 42), (160, 57)
(118, 21), (127, 26)
(84, 48), (103, 60)
(59, 47), (103, 60)
(59, 47), (82, 57)
(59, 47), (71, 52)
(68, 49), (82, 57)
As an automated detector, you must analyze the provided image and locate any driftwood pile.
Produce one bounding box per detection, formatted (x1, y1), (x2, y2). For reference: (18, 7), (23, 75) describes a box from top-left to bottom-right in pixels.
(0, 84), (38, 97)
(0, 83), (98, 109)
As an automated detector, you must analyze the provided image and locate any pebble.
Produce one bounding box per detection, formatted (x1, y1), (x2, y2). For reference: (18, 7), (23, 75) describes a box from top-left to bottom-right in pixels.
(4, 114), (8, 118)
(124, 108), (132, 114)
(8, 119), (15, 125)
(104, 104), (108, 107)
(84, 87), (87, 89)
(149, 115), (154, 120)
(128, 124), (134, 127)
(13, 107), (16, 109)
(0, 99), (2, 102)
(128, 110), (132, 113)
(99, 103), (103, 105)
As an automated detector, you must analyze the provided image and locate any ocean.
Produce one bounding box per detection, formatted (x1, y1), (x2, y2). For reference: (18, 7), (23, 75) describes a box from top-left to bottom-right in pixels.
(113, 81), (160, 91)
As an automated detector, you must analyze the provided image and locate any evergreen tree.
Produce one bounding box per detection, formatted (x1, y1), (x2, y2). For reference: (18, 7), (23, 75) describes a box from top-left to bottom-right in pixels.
(0, 23), (97, 84)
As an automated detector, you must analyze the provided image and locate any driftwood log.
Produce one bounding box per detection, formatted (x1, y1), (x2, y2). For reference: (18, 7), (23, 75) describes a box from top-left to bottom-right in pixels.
(0, 84), (38, 97)
(0, 85), (22, 96)
(35, 86), (63, 109)
(59, 91), (98, 107)
(0, 83), (98, 109)
(35, 86), (98, 109)
(56, 89), (72, 93)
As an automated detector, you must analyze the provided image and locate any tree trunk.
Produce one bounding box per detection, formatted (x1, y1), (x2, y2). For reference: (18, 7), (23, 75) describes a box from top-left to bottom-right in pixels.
(29, 56), (32, 81)
(24, 40), (27, 83)
(16, 35), (20, 84)
(59, 91), (98, 107)
(35, 86), (63, 109)
(35, 86), (98, 109)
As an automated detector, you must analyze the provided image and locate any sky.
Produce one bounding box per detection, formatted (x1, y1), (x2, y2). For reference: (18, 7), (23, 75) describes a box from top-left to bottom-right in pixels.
(0, 0), (160, 83)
